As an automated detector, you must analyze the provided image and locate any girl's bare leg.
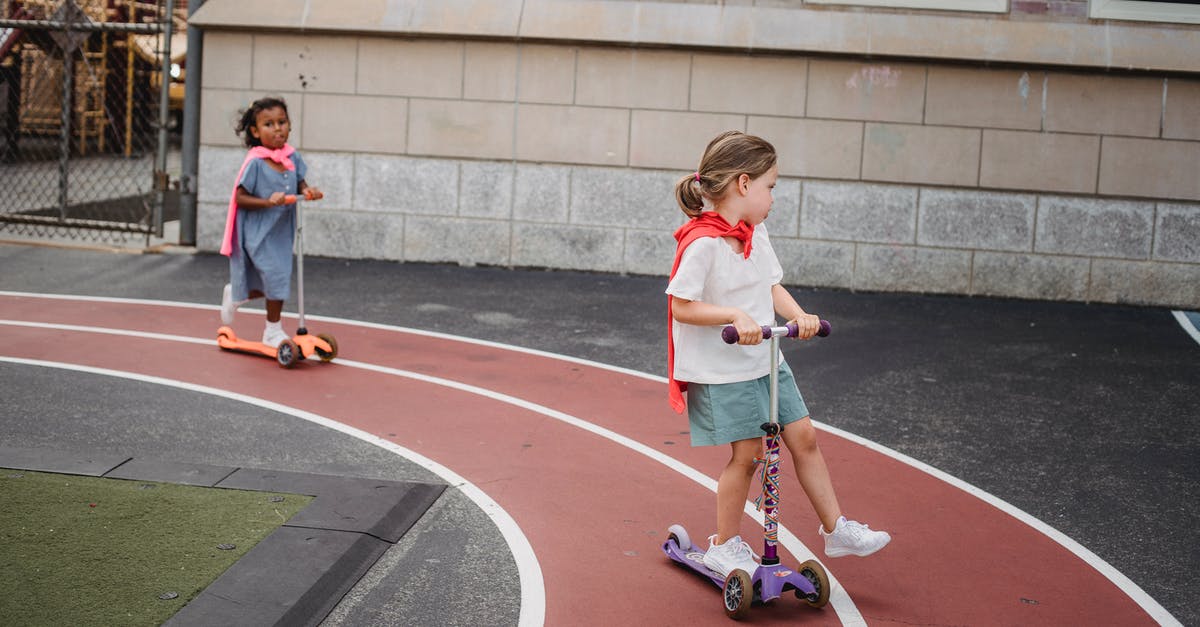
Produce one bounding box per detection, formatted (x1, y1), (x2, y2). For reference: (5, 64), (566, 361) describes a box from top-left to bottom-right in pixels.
(715, 437), (761, 543)
(265, 299), (283, 323)
(781, 417), (842, 532)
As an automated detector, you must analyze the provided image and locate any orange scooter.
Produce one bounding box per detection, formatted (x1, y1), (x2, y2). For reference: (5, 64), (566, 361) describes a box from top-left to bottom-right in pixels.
(217, 194), (338, 368)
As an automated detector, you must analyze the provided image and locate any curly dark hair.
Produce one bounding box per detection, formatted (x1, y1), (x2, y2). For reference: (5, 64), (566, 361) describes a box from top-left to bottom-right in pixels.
(235, 96), (289, 148)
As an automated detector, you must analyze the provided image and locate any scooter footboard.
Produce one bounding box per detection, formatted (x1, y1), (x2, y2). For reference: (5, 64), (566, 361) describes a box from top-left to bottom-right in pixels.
(662, 536), (726, 589)
(755, 563), (817, 602)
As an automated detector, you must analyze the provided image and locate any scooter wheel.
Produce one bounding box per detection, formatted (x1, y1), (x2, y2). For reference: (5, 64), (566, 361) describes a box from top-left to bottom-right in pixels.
(276, 339), (299, 368)
(666, 524), (691, 550)
(316, 333), (338, 361)
(723, 568), (753, 619)
(795, 559), (830, 608)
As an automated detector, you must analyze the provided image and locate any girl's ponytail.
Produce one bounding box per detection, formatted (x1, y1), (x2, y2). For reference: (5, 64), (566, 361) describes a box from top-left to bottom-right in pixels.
(675, 172), (705, 218)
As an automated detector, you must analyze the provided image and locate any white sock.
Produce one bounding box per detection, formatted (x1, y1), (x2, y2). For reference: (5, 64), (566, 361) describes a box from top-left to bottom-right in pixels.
(265, 320), (283, 332)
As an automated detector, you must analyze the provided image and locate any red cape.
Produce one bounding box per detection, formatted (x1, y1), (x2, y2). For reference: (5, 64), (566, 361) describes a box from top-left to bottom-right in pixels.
(667, 212), (754, 413)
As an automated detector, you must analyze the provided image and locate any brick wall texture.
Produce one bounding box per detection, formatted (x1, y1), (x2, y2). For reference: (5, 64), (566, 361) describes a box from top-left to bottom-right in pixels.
(197, 33), (1200, 308)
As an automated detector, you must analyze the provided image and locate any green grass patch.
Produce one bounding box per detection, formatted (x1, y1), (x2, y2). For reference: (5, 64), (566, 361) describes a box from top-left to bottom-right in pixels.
(0, 469), (313, 626)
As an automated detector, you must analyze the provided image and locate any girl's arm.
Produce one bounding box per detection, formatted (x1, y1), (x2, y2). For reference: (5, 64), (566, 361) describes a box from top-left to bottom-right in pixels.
(672, 297), (764, 345)
(772, 284), (821, 339)
(235, 185), (287, 209)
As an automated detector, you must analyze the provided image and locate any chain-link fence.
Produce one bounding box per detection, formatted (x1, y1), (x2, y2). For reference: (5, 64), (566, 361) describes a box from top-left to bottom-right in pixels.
(0, 0), (180, 246)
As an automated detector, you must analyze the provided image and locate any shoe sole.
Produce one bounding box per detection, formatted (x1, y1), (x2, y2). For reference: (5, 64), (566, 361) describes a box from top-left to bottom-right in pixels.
(701, 560), (761, 577)
(702, 557), (729, 577)
(824, 539), (890, 558)
(702, 560), (761, 577)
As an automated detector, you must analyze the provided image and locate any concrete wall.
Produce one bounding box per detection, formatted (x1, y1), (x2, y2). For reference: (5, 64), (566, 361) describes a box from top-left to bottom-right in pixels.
(191, 0), (1200, 308)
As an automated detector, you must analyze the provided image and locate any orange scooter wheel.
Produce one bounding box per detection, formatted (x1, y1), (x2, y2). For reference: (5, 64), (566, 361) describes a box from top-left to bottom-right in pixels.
(316, 333), (338, 361)
(276, 339), (299, 368)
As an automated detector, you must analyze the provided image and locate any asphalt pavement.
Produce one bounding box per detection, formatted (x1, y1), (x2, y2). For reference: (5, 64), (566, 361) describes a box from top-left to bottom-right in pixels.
(1, 241), (1197, 625)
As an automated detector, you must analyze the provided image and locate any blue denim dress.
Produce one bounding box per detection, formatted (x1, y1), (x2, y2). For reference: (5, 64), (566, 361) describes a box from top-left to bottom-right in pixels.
(228, 152), (307, 302)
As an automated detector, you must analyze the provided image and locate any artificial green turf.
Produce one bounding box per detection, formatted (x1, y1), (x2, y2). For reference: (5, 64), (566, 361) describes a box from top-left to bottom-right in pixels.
(0, 469), (313, 626)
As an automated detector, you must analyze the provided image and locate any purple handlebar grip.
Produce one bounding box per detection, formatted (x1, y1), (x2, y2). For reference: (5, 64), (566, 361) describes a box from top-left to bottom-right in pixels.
(721, 320), (831, 344)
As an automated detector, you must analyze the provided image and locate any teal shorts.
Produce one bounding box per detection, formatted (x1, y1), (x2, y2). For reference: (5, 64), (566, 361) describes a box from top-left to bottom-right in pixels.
(686, 360), (810, 446)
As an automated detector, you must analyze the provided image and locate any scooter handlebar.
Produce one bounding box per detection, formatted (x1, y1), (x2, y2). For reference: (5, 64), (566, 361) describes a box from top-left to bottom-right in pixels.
(721, 320), (831, 344)
(283, 193), (322, 204)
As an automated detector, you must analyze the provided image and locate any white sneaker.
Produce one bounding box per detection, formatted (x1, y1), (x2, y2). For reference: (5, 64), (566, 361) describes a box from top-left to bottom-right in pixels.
(820, 516), (891, 558)
(262, 325), (290, 348)
(702, 534), (759, 577)
(220, 284), (240, 325)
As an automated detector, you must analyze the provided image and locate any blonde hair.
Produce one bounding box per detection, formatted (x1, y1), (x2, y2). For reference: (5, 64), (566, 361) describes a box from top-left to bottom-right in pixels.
(674, 131), (777, 218)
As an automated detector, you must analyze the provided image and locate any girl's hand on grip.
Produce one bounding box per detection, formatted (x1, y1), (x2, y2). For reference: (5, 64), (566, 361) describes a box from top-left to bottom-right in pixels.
(731, 311), (762, 345)
(303, 187), (323, 201)
(792, 313), (821, 339)
(268, 191), (287, 206)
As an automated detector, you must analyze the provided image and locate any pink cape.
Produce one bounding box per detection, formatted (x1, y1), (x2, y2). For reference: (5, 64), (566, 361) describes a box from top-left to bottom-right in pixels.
(219, 144), (296, 257)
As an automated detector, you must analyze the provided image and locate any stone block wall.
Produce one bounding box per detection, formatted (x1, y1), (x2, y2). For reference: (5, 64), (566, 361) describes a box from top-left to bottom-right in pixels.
(192, 1), (1200, 309)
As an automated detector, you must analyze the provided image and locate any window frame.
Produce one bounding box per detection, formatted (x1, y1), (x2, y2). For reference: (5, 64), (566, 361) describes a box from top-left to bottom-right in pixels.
(803, 0), (1008, 12)
(1088, 0), (1200, 23)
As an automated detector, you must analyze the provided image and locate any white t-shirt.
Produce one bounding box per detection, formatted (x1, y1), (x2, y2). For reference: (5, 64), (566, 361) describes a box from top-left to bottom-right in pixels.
(666, 224), (784, 384)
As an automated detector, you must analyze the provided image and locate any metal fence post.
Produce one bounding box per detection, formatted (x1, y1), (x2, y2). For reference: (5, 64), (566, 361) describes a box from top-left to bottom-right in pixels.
(57, 40), (71, 219)
(179, 0), (203, 246)
(154, 0), (174, 238)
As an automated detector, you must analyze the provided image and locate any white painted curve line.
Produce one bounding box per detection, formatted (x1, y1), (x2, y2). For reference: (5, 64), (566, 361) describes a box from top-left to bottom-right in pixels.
(0, 319), (214, 345)
(0, 290), (657, 380)
(1171, 310), (1200, 347)
(336, 357), (865, 626)
(816, 421), (1183, 627)
(3, 292), (1184, 624)
(0, 314), (865, 626)
(0, 356), (547, 627)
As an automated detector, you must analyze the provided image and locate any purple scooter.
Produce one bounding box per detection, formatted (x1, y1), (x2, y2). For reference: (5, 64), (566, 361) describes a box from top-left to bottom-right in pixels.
(662, 320), (833, 620)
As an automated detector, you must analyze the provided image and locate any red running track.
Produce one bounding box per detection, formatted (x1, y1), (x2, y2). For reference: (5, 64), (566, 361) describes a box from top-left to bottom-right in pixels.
(0, 293), (1168, 626)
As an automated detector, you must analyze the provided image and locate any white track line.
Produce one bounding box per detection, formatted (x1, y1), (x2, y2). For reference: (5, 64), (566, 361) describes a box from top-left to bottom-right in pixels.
(334, 357), (864, 625)
(1171, 310), (1200, 347)
(816, 422), (1181, 627)
(0, 310), (866, 625)
(0, 291), (660, 380)
(1, 291), (1186, 626)
(0, 355), (547, 627)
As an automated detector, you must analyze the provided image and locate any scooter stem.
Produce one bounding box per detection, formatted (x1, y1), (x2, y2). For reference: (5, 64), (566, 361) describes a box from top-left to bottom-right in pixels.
(763, 334), (781, 564)
(769, 334), (779, 427)
(295, 198), (307, 334)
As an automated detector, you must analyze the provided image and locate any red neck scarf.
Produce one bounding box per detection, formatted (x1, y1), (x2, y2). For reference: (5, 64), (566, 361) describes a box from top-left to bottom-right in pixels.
(667, 212), (755, 413)
(220, 144), (297, 256)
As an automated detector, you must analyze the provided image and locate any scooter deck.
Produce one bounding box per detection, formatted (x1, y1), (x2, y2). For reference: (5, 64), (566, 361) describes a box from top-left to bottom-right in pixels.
(662, 536), (727, 589)
(662, 530), (825, 605)
(216, 327), (278, 359)
(216, 326), (336, 368)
